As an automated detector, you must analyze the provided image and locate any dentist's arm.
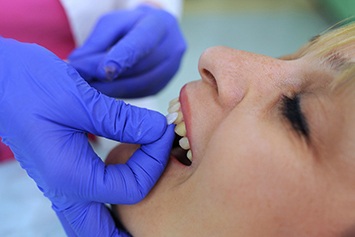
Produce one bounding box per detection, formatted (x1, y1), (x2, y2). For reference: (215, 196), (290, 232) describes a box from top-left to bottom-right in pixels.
(0, 37), (175, 236)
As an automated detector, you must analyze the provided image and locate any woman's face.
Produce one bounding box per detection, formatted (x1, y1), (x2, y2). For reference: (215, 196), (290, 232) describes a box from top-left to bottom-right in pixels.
(108, 46), (355, 236)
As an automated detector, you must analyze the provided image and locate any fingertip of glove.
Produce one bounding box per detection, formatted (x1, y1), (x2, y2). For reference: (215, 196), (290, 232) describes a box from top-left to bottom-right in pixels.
(103, 61), (121, 81)
(165, 124), (176, 139)
(150, 117), (176, 146)
(67, 48), (83, 60)
(158, 124), (176, 147)
(145, 111), (168, 140)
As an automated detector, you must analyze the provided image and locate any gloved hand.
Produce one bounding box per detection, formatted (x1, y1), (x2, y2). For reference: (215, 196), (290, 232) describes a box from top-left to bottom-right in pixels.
(0, 37), (175, 236)
(68, 4), (186, 98)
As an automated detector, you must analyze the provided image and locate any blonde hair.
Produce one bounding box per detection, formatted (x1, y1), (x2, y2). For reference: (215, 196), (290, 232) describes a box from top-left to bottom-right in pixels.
(283, 20), (355, 91)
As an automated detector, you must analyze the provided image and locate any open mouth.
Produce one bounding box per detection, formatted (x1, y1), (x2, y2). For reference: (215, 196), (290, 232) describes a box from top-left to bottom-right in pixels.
(167, 98), (192, 166)
(171, 134), (191, 166)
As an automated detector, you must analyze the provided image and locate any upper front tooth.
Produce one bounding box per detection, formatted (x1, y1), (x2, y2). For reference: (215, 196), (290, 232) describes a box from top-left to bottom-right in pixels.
(166, 112), (178, 125)
(174, 121), (186, 137)
(175, 111), (183, 124)
(169, 97), (179, 106)
(168, 102), (180, 113)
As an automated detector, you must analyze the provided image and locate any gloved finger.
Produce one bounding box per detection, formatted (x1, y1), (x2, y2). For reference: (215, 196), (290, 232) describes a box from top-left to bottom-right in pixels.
(69, 53), (104, 82)
(91, 125), (174, 204)
(70, 35), (170, 84)
(55, 202), (131, 237)
(109, 34), (174, 78)
(90, 52), (181, 98)
(46, 126), (173, 204)
(69, 28), (163, 84)
(109, 42), (165, 78)
(113, 12), (186, 79)
(55, 211), (78, 236)
(77, 31), (177, 86)
(68, 10), (143, 60)
(97, 10), (176, 80)
(113, 29), (185, 79)
(65, 66), (167, 144)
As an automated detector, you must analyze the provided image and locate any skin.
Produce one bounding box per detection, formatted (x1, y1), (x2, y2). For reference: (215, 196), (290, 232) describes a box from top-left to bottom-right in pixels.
(106, 46), (355, 236)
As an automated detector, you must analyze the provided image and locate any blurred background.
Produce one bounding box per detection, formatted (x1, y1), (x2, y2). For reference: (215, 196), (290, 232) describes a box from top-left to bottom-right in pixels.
(0, 0), (354, 236)
(154, 0), (354, 112)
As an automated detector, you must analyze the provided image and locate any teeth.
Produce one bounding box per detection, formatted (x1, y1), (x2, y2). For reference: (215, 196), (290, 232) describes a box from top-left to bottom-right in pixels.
(169, 97), (179, 106)
(175, 111), (183, 124)
(167, 97), (193, 163)
(168, 102), (180, 113)
(187, 150), (192, 161)
(174, 122), (186, 137)
(179, 137), (190, 150)
(166, 112), (178, 125)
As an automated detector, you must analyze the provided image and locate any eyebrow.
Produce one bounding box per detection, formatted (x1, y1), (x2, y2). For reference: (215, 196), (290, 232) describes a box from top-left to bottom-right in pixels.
(324, 51), (350, 70)
(308, 34), (352, 71)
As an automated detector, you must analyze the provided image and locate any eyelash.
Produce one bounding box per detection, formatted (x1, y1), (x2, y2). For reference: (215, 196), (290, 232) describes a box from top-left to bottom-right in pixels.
(281, 95), (309, 138)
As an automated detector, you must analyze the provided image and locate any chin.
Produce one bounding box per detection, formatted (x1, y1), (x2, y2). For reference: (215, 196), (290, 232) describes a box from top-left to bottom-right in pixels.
(105, 90), (199, 235)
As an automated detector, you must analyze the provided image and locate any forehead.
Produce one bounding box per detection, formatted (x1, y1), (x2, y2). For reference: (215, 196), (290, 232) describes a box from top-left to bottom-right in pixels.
(291, 24), (355, 68)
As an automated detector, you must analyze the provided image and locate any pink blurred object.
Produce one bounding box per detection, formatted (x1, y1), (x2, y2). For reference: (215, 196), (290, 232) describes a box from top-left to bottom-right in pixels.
(0, 0), (76, 163)
(0, 0), (99, 163)
(0, 138), (14, 163)
(0, 0), (75, 59)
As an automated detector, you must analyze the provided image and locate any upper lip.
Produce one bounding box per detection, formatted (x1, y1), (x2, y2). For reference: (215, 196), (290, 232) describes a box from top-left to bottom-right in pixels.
(179, 85), (193, 160)
(179, 85), (190, 137)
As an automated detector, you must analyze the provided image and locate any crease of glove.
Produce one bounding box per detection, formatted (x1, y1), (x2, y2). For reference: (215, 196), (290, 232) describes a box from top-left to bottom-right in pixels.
(0, 37), (175, 236)
(55, 202), (131, 237)
(68, 4), (186, 98)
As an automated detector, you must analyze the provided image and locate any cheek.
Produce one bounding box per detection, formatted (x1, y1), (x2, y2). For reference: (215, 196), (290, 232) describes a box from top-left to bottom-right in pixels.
(185, 83), (226, 158)
(193, 117), (322, 231)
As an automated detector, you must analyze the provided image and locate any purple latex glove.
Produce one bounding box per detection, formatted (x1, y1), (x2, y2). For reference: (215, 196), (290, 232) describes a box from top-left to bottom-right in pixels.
(0, 37), (175, 236)
(68, 4), (186, 98)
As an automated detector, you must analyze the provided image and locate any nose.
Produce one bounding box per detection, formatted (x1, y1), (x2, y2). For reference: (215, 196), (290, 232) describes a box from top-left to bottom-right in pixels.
(198, 46), (283, 107)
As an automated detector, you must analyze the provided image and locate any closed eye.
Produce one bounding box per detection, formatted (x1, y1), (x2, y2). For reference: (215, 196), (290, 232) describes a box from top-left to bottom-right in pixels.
(281, 95), (310, 138)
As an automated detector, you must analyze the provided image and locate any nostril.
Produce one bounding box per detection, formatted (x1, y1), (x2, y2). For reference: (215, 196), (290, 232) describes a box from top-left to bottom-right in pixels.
(202, 68), (218, 91)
